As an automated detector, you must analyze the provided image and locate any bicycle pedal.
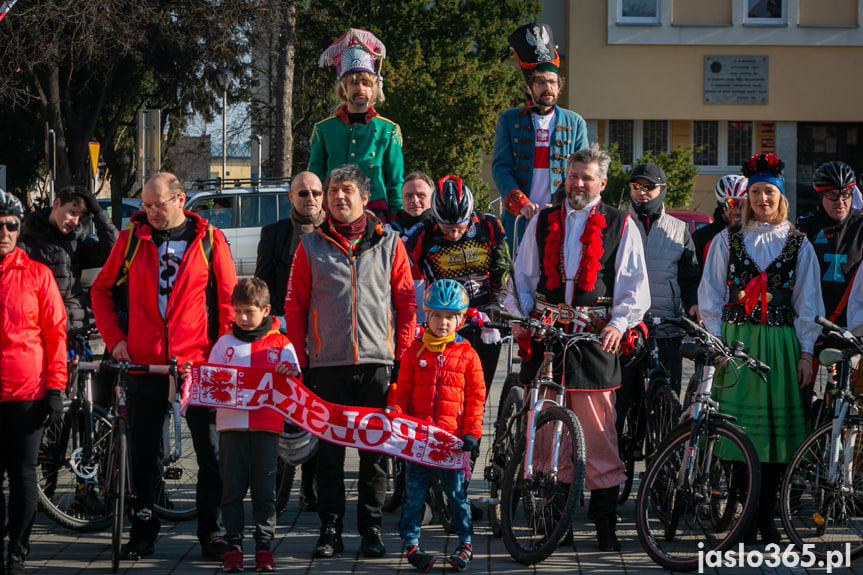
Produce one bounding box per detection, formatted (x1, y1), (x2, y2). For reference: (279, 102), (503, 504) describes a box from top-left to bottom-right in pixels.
(164, 467), (182, 480)
(136, 507), (153, 521)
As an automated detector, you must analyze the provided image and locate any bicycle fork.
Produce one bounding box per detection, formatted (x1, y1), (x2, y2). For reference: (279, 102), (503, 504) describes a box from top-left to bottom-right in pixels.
(524, 352), (567, 480)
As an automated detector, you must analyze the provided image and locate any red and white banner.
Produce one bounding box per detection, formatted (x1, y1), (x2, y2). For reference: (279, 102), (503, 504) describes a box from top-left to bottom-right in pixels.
(184, 363), (472, 476)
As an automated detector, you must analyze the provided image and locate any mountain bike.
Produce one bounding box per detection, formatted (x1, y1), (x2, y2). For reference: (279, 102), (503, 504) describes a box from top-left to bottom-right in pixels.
(779, 315), (863, 561)
(617, 315), (682, 504)
(635, 315), (768, 571)
(484, 310), (590, 565)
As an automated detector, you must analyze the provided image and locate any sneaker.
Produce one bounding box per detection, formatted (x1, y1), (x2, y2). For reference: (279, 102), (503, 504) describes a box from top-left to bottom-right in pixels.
(447, 543), (472, 572)
(222, 549), (243, 573)
(202, 536), (230, 560)
(313, 526), (343, 558)
(360, 527), (386, 558)
(73, 484), (106, 515)
(120, 539), (155, 560)
(255, 550), (275, 572)
(406, 545), (436, 573)
(7, 553), (25, 575)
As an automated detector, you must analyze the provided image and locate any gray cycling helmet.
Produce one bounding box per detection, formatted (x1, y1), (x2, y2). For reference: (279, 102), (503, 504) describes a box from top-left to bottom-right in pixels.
(278, 426), (319, 466)
(813, 161), (856, 192)
(0, 189), (23, 221)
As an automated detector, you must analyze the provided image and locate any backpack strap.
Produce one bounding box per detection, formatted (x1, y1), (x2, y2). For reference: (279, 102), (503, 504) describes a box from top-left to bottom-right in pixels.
(199, 224), (215, 267)
(115, 224), (141, 288)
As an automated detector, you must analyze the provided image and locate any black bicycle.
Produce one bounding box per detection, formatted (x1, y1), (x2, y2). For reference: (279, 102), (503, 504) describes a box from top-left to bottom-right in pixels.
(617, 315), (682, 504)
(635, 315), (767, 571)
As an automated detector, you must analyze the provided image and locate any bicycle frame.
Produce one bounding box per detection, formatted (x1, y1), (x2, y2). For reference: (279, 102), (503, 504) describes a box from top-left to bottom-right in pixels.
(821, 346), (860, 486)
(523, 351), (568, 480)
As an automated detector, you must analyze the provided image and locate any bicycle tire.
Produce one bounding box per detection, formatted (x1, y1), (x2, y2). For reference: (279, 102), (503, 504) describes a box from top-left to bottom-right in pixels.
(646, 384), (681, 460)
(617, 402), (641, 504)
(111, 425), (128, 573)
(274, 458), (297, 517)
(780, 417), (863, 561)
(37, 402), (112, 532)
(153, 408), (197, 521)
(500, 406), (585, 565)
(489, 384), (524, 537)
(382, 456), (405, 513)
(635, 420), (760, 572)
(495, 373), (521, 424)
(708, 458), (741, 532)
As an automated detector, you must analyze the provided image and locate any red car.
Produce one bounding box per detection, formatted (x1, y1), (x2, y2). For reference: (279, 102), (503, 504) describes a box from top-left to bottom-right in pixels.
(666, 209), (713, 235)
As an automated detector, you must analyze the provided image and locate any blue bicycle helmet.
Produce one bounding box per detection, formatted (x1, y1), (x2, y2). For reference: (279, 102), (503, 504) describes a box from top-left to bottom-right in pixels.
(0, 189), (23, 221)
(423, 279), (469, 314)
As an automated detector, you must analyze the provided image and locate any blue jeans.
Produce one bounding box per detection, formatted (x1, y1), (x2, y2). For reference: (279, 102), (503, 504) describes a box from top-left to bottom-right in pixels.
(399, 461), (472, 547)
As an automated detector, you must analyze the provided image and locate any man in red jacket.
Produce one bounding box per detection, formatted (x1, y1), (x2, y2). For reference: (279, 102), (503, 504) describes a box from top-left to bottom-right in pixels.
(91, 172), (237, 561)
(285, 163), (416, 560)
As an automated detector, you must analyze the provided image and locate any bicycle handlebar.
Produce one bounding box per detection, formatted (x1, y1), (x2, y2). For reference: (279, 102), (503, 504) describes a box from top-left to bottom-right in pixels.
(78, 360), (176, 375)
(489, 309), (602, 345)
(815, 315), (863, 355)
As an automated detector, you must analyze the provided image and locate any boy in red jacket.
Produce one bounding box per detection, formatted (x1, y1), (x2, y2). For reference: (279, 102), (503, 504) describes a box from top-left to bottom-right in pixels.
(386, 279), (485, 572)
(207, 278), (301, 573)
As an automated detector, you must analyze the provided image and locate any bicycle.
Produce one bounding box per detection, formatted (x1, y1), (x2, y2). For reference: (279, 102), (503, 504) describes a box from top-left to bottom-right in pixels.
(483, 310), (590, 565)
(779, 315), (863, 561)
(616, 315), (682, 504)
(635, 315), (769, 571)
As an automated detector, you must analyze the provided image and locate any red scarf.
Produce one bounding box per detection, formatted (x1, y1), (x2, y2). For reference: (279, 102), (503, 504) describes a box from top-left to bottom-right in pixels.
(542, 204), (606, 293)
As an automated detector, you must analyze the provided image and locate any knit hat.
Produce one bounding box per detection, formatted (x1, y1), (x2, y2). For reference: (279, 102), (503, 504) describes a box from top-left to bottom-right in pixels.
(509, 22), (560, 81)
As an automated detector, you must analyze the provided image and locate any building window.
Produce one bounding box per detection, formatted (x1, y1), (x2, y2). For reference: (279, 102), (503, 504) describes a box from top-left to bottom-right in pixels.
(745, 0), (785, 24)
(618, 0), (660, 24)
(693, 121), (753, 170)
(643, 120), (669, 156)
(609, 120), (635, 165)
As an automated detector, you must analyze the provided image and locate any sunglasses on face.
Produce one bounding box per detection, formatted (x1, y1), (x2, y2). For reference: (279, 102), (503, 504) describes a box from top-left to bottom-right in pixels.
(823, 189), (853, 202)
(295, 189), (323, 198)
(724, 198), (744, 209)
(629, 182), (658, 193)
(0, 221), (19, 232)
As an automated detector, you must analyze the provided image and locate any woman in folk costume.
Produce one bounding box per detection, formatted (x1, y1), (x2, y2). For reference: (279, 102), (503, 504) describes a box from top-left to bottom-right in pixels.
(699, 152), (824, 544)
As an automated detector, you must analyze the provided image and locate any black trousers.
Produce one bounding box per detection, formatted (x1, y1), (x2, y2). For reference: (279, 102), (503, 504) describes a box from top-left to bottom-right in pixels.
(310, 364), (389, 535)
(0, 400), (44, 557)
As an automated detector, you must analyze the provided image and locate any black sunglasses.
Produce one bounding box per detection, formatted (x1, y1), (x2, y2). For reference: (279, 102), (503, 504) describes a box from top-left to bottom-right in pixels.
(0, 221), (19, 232)
(295, 189), (323, 198)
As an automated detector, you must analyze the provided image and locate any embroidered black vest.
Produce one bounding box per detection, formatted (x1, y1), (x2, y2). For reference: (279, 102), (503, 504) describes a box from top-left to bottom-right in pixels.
(722, 226), (803, 327)
(534, 202), (627, 307)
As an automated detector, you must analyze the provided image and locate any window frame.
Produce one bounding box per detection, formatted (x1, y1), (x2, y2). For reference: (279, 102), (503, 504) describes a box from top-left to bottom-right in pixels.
(617, 0), (661, 24)
(606, 119), (671, 167)
(691, 120), (755, 173)
(743, 0), (787, 25)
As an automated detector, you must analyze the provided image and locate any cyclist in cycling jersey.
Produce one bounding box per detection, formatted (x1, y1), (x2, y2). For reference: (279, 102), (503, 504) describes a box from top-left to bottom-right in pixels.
(403, 175), (512, 393)
(692, 174), (748, 271)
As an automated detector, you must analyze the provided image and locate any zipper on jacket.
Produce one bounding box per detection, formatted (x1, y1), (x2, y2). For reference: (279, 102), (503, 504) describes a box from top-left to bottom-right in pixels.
(432, 353), (445, 425)
(352, 259), (359, 364)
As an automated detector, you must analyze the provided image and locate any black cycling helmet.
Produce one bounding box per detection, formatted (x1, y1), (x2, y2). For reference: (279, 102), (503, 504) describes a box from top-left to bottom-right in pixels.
(813, 161), (856, 192)
(431, 175), (474, 225)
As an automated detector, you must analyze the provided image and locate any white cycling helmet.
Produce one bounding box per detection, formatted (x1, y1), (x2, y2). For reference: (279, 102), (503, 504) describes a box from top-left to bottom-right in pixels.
(714, 175), (748, 203)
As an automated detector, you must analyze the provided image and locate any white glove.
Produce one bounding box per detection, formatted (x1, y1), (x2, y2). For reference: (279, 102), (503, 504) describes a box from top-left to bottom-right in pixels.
(479, 311), (501, 345)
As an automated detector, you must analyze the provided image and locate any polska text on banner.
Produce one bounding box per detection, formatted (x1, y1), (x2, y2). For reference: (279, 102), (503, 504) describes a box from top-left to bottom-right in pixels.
(183, 362), (473, 477)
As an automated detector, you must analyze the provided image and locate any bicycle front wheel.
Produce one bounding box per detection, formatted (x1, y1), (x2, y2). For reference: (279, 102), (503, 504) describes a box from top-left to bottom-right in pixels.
(274, 458), (296, 517)
(780, 417), (863, 561)
(110, 424), (128, 573)
(645, 384), (681, 460)
(617, 402), (641, 504)
(500, 406), (585, 565)
(153, 408), (198, 521)
(37, 402), (112, 532)
(635, 420), (760, 572)
(489, 384), (524, 537)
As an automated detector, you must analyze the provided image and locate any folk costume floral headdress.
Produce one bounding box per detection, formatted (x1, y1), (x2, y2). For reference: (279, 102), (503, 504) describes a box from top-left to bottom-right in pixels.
(742, 152), (785, 195)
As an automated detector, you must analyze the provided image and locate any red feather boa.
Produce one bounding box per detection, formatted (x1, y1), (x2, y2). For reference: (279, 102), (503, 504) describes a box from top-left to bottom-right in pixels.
(542, 205), (606, 293)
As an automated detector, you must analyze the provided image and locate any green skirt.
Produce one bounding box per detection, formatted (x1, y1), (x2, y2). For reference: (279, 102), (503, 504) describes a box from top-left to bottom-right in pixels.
(713, 322), (808, 464)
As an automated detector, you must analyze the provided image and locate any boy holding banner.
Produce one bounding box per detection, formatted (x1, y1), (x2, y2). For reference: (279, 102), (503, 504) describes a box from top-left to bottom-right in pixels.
(386, 279), (485, 572)
(204, 278), (301, 573)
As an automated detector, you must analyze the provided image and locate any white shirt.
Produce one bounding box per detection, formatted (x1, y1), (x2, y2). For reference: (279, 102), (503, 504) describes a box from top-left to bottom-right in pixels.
(528, 112), (556, 207)
(504, 196), (651, 335)
(698, 221), (824, 353)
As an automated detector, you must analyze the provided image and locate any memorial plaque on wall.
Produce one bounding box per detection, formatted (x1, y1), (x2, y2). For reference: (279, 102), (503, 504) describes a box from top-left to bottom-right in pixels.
(704, 55), (768, 105)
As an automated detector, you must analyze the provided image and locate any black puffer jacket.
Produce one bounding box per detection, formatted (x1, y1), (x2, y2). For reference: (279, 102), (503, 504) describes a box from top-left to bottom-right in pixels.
(19, 206), (118, 329)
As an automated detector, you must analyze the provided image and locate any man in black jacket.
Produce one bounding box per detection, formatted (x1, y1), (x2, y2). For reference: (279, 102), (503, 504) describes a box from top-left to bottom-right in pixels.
(19, 186), (118, 330)
(254, 170), (325, 513)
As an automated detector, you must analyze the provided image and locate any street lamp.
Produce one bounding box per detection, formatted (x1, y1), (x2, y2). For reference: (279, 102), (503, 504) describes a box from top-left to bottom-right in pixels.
(215, 68), (234, 183)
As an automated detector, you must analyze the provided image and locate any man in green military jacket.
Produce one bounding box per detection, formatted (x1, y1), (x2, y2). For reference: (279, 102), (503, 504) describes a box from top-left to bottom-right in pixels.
(310, 28), (404, 219)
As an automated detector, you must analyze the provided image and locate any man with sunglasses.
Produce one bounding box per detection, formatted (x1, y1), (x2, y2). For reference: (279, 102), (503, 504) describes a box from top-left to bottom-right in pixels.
(692, 174), (748, 271)
(255, 171), (326, 513)
(91, 172), (238, 561)
(617, 163), (699, 437)
(797, 161), (863, 328)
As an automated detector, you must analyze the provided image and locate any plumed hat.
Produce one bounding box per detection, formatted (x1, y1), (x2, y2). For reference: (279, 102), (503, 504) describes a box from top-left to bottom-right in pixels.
(318, 28), (386, 80)
(509, 22), (560, 81)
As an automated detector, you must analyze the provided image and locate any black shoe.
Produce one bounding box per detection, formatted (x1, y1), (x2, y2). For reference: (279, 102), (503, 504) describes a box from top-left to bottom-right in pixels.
(596, 522), (621, 552)
(120, 539), (155, 560)
(360, 527), (386, 558)
(313, 526), (343, 558)
(201, 535), (229, 560)
(73, 484), (106, 515)
(6, 553), (25, 575)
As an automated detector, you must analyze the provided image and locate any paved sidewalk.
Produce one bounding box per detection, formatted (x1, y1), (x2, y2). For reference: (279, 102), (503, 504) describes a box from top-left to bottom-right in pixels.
(23, 353), (863, 574)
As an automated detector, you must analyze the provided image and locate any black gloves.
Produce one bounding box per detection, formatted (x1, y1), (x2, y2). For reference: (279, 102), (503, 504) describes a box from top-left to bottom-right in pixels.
(44, 389), (64, 427)
(76, 189), (102, 216)
(461, 434), (478, 453)
(390, 360), (400, 384)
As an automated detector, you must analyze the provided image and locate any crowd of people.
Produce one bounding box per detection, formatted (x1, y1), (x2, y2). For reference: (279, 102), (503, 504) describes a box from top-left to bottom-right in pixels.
(3, 20), (863, 575)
